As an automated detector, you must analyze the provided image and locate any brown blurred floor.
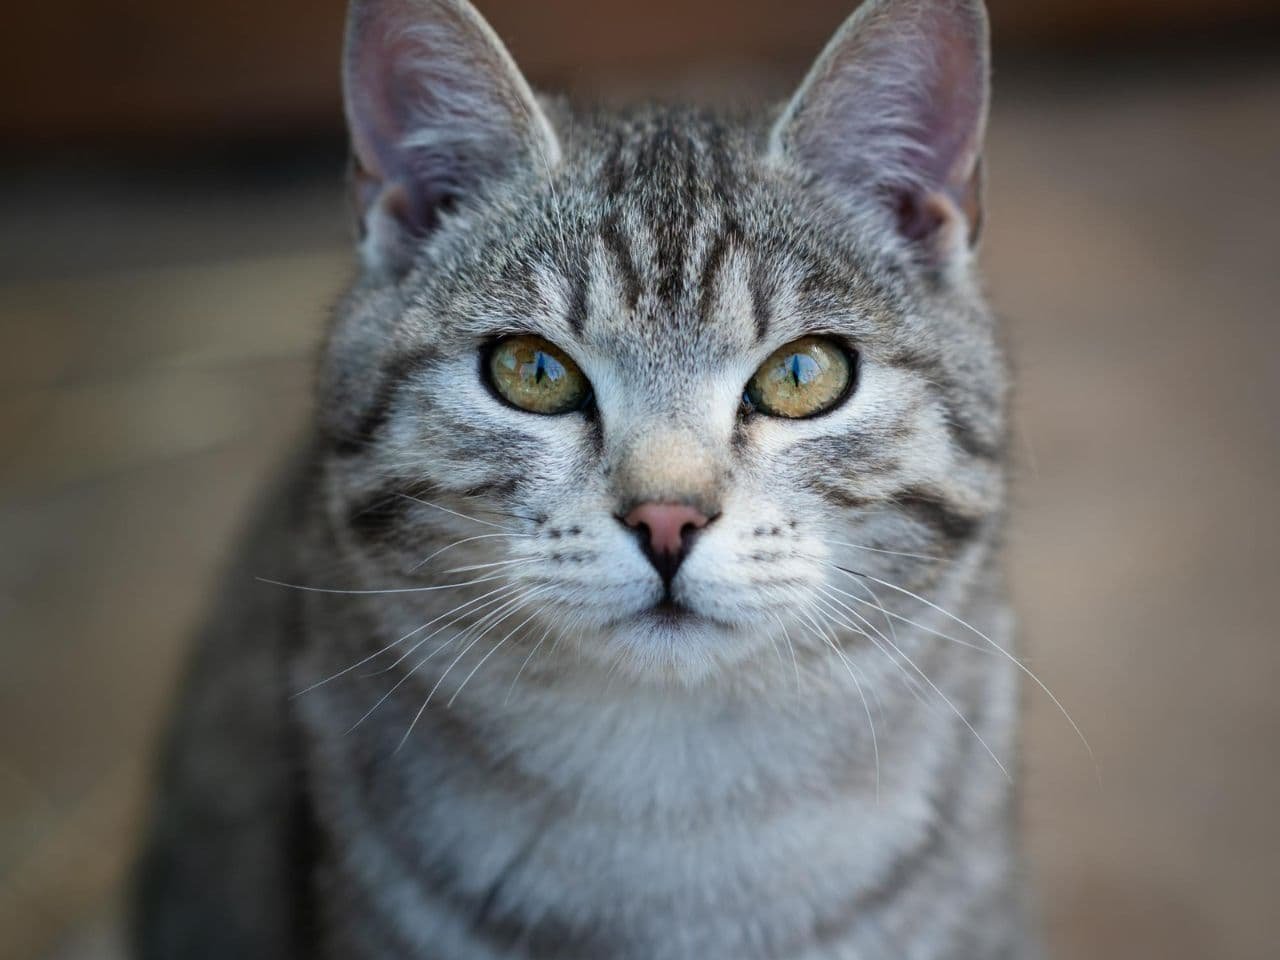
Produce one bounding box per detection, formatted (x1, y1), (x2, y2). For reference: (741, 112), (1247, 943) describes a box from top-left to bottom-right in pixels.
(2, 66), (1278, 960)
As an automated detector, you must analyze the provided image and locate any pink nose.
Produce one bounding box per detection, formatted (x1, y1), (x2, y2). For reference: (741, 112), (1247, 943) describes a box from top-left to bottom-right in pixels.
(622, 503), (711, 584)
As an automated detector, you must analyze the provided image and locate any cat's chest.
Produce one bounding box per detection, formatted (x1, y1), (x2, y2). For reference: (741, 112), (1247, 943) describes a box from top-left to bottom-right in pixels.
(302, 678), (942, 958)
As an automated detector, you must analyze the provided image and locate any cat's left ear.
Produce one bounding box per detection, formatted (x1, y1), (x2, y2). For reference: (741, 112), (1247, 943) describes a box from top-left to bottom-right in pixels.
(344, 0), (560, 277)
(770, 0), (990, 266)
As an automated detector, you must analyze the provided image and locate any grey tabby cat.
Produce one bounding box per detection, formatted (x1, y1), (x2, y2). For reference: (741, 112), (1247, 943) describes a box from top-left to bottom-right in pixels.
(135, 0), (1045, 957)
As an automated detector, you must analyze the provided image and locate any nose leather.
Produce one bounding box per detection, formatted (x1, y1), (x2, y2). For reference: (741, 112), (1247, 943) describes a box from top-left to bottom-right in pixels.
(622, 503), (711, 585)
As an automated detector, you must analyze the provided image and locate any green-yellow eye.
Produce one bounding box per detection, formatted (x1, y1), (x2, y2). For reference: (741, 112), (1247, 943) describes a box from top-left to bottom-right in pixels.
(744, 336), (855, 419)
(487, 335), (591, 415)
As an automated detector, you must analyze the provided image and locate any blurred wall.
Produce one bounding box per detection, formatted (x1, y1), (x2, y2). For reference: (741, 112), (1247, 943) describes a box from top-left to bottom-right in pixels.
(6, 0), (1280, 147)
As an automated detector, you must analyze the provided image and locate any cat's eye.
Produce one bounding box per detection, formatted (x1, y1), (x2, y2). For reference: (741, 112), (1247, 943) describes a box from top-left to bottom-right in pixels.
(487, 335), (591, 415)
(744, 336), (855, 419)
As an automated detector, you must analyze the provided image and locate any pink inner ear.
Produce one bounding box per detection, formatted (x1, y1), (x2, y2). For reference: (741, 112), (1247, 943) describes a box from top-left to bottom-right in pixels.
(777, 0), (990, 255)
(894, 189), (949, 246)
(342, 0), (556, 272)
(346, 9), (472, 237)
(345, 2), (415, 187)
(925, 19), (988, 194)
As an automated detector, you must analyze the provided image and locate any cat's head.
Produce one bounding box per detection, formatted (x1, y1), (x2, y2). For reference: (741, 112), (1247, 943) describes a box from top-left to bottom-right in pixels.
(319, 0), (1006, 684)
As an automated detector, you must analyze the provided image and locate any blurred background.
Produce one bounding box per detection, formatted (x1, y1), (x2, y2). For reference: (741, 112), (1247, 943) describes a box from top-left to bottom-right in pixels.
(2, 1), (1278, 958)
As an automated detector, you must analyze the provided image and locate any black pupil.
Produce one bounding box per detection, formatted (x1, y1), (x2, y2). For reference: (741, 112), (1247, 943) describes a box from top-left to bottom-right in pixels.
(526, 350), (563, 386)
(787, 352), (820, 387)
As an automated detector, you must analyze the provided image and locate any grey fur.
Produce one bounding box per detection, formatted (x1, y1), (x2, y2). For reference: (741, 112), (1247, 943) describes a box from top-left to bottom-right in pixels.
(134, 1), (1041, 957)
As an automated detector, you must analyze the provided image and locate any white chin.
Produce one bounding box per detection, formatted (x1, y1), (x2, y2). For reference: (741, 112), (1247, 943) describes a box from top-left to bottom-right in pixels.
(601, 609), (747, 683)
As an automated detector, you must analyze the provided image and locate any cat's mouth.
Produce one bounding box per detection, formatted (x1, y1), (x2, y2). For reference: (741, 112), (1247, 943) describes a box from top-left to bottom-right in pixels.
(629, 597), (733, 632)
(647, 598), (700, 624)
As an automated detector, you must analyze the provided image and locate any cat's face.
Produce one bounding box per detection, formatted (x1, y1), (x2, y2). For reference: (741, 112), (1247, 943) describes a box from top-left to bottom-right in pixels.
(322, 0), (1004, 682)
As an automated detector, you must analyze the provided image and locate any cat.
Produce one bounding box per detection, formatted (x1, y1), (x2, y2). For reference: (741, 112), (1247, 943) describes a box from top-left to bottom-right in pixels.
(133, 0), (1043, 957)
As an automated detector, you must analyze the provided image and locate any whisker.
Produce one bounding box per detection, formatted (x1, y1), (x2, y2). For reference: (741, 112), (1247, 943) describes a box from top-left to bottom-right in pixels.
(343, 587), (529, 734)
(770, 612), (802, 690)
(834, 565), (1096, 775)
(798, 599), (897, 704)
(395, 591), (540, 751)
(396, 493), (519, 532)
(795, 606), (881, 801)
(440, 557), (540, 576)
(291, 581), (518, 697)
(257, 572), (509, 597)
(817, 579), (1010, 781)
(505, 618), (556, 706)
(345, 634), (458, 734)
(824, 579), (989, 654)
(824, 539), (944, 563)
(764, 631), (787, 671)
(447, 592), (552, 708)
(812, 587), (928, 706)
(370, 584), (524, 677)
(843, 575), (901, 650)
(475, 506), (543, 524)
(798, 600), (869, 645)
(409, 532), (532, 573)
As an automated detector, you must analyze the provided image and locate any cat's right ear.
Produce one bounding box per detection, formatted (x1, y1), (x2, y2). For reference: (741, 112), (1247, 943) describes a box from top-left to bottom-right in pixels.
(343, 0), (560, 277)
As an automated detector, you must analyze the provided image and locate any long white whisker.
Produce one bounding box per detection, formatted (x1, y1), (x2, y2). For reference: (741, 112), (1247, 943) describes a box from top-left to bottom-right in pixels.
(838, 566), (1095, 774)
(814, 585), (1006, 778)
(396, 493), (518, 531)
(770, 612), (802, 690)
(800, 599), (888, 720)
(345, 633), (460, 735)
(845, 575), (901, 651)
(448, 590), (554, 708)
(802, 599), (870, 644)
(257, 572), (509, 597)
(343, 588), (530, 734)
(409, 532), (532, 573)
(292, 581), (517, 697)
(824, 539), (944, 563)
(824, 578), (989, 654)
(813, 587), (928, 705)
(796, 606), (880, 802)
(440, 557), (540, 576)
(819, 582), (1010, 781)
(372, 584), (525, 677)
(505, 618), (556, 706)
(395, 592), (538, 751)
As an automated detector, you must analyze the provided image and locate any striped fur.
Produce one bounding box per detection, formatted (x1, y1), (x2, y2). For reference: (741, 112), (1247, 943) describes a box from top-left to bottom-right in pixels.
(135, 2), (1041, 958)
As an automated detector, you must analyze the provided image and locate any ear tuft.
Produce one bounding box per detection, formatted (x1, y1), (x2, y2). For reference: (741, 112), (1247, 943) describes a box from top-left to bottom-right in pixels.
(771, 0), (990, 265)
(344, 0), (560, 277)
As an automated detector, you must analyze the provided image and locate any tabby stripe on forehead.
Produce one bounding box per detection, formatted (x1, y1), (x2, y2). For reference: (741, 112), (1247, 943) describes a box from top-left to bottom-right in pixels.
(602, 127), (630, 197)
(695, 220), (771, 340)
(599, 213), (642, 312)
(696, 221), (737, 326)
(566, 261), (590, 335)
(333, 348), (437, 457)
(749, 255), (771, 342)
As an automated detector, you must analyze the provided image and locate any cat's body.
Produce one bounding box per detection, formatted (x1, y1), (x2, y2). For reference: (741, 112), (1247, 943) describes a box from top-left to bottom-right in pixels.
(135, 2), (1041, 957)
